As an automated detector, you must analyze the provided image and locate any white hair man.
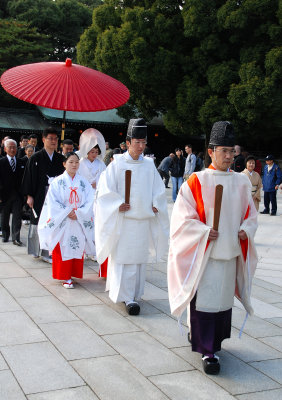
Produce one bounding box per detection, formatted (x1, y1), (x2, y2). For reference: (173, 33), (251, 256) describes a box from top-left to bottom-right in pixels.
(0, 139), (25, 245)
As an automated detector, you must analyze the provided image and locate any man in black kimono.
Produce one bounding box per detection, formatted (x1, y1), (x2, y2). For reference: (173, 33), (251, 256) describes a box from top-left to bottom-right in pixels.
(22, 127), (64, 260)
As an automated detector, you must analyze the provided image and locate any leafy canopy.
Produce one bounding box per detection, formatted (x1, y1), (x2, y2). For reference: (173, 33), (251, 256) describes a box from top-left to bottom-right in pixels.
(77, 0), (282, 145)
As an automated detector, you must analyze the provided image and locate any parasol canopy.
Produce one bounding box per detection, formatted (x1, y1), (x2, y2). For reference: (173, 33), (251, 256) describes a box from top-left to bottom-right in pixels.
(0, 58), (130, 112)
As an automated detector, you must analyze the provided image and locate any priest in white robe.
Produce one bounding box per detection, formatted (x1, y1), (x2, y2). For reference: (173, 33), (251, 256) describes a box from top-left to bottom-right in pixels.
(168, 121), (258, 375)
(95, 118), (169, 315)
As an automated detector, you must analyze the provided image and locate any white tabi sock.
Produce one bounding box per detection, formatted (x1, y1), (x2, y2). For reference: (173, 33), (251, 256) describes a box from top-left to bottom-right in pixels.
(125, 300), (138, 306)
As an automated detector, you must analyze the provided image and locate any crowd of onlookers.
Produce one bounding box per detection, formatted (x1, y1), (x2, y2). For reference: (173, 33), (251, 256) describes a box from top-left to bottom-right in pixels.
(0, 133), (281, 248)
(157, 144), (205, 201)
(157, 144), (282, 215)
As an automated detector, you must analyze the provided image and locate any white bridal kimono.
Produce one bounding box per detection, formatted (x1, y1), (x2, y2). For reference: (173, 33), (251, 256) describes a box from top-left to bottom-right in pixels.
(78, 158), (106, 193)
(78, 127), (106, 194)
(38, 171), (95, 261)
(95, 152), (169, 303)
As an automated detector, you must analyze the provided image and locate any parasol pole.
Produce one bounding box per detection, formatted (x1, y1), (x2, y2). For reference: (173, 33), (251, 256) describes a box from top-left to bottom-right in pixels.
(61, 110), (66, 141)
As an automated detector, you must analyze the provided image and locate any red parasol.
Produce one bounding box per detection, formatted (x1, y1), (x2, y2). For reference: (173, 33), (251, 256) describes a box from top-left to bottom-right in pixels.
(1, 58), (130, 138)
(1, 58), (129, 111)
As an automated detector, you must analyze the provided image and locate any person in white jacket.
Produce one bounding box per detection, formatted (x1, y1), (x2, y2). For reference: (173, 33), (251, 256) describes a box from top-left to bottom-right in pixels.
(95, 118), (169, 315)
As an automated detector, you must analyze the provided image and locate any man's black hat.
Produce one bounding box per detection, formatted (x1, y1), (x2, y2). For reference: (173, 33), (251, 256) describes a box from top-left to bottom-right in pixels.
(265, 154), (274, 161)
(127, 118), (147, 139)
(209, 121), (235, 147)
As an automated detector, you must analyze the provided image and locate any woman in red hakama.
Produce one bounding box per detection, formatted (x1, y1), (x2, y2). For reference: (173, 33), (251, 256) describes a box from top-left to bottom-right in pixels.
(38, 152), (95, 289)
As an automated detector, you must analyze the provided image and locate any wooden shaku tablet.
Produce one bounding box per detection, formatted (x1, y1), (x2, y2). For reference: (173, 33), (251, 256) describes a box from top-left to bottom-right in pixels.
(213, 184), (223, 231)
(125, 170), (132, 204)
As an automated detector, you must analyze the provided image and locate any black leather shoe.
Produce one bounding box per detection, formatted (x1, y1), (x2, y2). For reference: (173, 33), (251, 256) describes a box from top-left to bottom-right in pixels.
(202, 355), (220, 375)
(2, 238), (8, 243)
(13, 240), (23, 246)
(270, 212), (277, 216)
(125, 302), (140, 315)
(260, 210), (269, 214)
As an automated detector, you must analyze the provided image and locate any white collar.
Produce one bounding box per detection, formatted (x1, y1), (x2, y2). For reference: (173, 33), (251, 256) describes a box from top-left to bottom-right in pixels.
(125, 151), (143, 161)
(6, 154), (15, 162)
(44, 149), (54, 161)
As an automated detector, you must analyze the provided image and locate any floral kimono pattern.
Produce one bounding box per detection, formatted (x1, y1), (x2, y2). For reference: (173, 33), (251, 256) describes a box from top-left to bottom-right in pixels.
(38, 171), (95, 261)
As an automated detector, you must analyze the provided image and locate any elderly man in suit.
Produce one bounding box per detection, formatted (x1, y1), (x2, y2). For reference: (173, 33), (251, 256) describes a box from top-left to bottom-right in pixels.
(0, 139), (25, 245)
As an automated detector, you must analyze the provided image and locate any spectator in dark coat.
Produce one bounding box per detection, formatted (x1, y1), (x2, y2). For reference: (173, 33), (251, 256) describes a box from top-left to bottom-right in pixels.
(158, 153), (175, 188)
(17, 135), (29, 158)
(20, 145), (35, 166)
(231, 145), (245, 172)
(61, 139), (74, 156)
(22, 128), (65, 260)
(261, 155), (282, 216)
(169, 148), (186, 201)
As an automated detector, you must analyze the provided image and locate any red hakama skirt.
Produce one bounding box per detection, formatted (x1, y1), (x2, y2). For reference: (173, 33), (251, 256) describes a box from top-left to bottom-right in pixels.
(99, 258), (108, 278)
(52, 243), (84, 280)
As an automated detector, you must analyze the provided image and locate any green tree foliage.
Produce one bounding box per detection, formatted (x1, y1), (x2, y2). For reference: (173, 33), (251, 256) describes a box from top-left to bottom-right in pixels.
(0, 0), (101, 107)
(0, 19), (52, 107)
(7, 0), (59, 35)
(6, 0), (92, 60)
(0, 20), (52, 72)
(80, 0), (103, 10)
(78, 0), (185, 120)
(77, 25), (99, 69)
(55, 0), (92, 59)
(77, 0), (282, 144)
(0, 0), (9, 18)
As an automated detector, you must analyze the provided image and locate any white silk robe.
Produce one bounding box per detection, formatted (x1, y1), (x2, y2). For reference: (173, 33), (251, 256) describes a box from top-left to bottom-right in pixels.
(38, 171), (95, 261)
(95, 152), (169, 297)
(168, 167), (258, 319)
(78, 158), (106, 190)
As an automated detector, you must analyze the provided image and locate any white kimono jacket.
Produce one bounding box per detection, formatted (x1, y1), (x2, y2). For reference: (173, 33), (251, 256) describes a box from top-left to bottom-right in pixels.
(78, 158), (106, 191)
(168, 166), (258, 319)
(95, 152), (169, 268)
(38, 171), (95, 261)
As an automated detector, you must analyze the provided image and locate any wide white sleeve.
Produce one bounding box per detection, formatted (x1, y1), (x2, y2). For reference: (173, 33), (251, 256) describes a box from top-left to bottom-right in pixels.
(168, 182), (212, 318)
(148, 165), (170, 261)
(38, 178), (72, 251)
(94, 161), (124, 264)
(74, 177), (95, 255)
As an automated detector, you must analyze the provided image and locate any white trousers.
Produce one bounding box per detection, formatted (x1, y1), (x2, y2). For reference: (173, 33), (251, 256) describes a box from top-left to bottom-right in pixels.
(108, 263), (146, 303)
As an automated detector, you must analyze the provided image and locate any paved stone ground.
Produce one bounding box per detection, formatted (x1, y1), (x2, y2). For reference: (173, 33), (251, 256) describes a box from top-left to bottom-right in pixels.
(1, 187), (282, 399)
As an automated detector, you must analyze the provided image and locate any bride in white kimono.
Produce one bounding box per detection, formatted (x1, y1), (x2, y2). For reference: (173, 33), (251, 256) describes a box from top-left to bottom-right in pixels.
(38, 152), (95, 288)
(78, 128), (106, 264)
(78, 128), (106, 193)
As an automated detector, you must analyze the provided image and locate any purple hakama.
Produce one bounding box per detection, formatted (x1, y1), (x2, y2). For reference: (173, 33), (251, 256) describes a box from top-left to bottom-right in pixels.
(190, 295), (232, 356)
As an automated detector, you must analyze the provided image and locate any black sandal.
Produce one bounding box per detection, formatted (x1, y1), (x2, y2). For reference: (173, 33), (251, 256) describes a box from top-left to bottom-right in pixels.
(202, 355), (220, 375)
